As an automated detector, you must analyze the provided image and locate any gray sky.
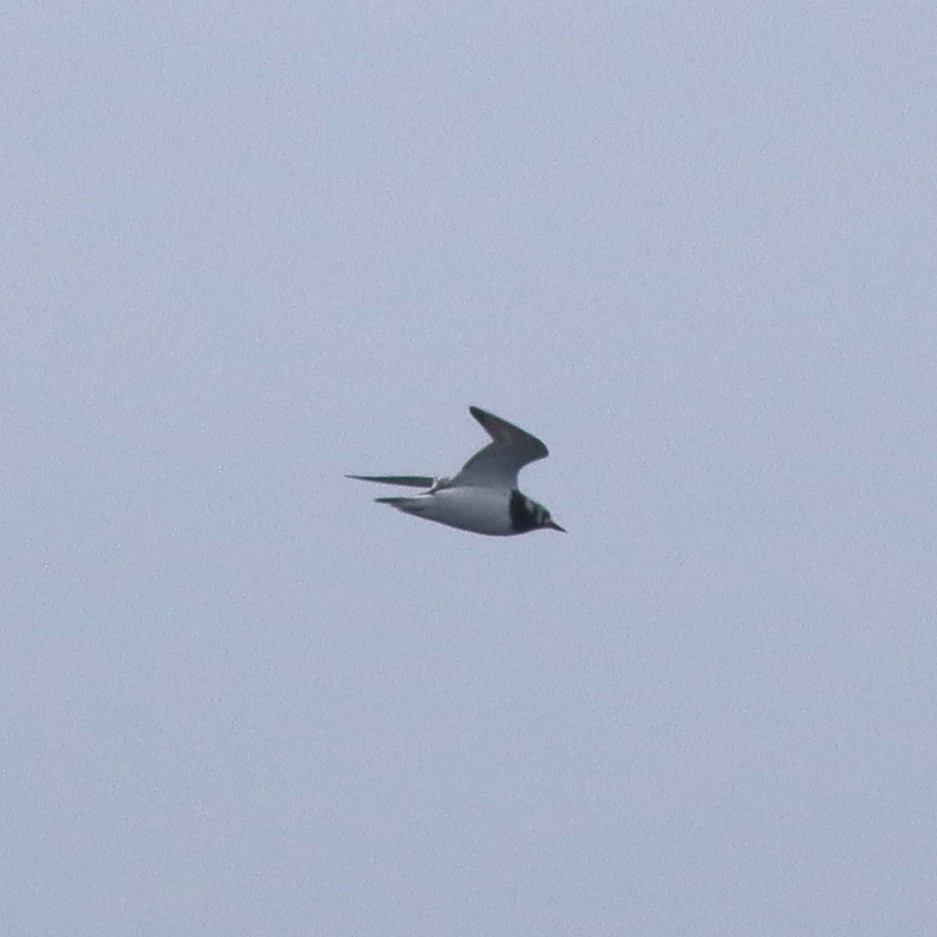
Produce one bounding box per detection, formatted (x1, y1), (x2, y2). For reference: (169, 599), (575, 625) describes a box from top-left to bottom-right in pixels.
(3, 3), (936, 935)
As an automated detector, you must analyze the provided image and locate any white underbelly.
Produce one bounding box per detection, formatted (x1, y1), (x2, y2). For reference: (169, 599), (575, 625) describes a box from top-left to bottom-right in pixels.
(419, 486), (515, 535)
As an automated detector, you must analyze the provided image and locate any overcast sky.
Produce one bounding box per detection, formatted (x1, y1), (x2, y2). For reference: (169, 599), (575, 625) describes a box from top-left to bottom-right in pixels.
(4, 3), (937, 935)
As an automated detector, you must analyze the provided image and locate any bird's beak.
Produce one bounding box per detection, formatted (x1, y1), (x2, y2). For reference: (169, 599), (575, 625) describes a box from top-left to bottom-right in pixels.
(547, 520), (566, 533)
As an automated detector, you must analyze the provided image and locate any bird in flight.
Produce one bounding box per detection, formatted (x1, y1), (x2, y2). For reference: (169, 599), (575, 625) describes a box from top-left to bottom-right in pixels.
(348, 406), (564, 536)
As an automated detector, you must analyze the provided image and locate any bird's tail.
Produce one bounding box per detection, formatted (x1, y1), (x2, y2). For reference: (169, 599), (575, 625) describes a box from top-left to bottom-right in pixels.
(373, 496), (431, 515)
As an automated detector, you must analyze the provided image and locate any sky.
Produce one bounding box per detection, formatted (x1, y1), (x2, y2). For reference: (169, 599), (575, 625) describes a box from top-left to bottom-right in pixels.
(3, 3), (937, 935)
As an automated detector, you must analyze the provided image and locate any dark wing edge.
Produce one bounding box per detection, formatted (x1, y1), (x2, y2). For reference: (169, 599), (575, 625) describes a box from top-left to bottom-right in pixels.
(468, 407), (549, 460)
(346, 474), (436, 488)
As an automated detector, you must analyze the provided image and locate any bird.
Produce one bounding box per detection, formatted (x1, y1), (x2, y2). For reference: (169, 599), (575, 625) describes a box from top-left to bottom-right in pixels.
(347, 406), (565, 536)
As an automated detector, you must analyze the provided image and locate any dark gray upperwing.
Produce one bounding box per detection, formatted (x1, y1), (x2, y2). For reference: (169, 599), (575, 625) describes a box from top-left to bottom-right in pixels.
(449, 406), (549, 490)
(346, 474), (435, 488)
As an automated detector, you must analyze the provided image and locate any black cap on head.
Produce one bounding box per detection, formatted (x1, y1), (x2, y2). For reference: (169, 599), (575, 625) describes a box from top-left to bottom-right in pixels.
(510, 490), (564, 533)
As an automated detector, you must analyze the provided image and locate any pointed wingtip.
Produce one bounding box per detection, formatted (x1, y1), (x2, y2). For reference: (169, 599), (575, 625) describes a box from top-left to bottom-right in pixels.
(347, 474), (437, 488)
(467, 406), (549, 460)
(468, 405), (498, 435)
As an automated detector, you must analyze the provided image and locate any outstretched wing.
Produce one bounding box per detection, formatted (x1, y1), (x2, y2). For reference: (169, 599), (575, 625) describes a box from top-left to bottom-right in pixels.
(449, 406), (549, 490)
(345, 474), (436, 488)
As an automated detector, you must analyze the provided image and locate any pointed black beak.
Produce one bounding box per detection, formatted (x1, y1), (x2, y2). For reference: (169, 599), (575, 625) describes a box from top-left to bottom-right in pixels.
(547, 520), (566, 533)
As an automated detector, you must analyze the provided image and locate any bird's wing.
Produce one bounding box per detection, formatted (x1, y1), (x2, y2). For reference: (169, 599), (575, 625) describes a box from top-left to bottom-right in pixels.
(345, 474), (436, 488)
(448, 406), (549, 490)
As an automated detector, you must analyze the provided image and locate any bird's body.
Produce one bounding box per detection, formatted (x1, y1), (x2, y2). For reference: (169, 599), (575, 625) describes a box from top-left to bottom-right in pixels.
(348, 406), (564, 537)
